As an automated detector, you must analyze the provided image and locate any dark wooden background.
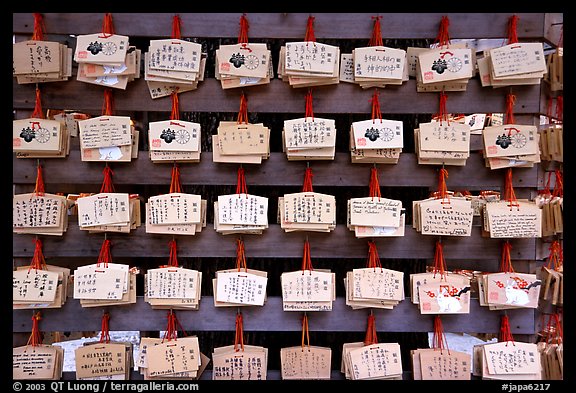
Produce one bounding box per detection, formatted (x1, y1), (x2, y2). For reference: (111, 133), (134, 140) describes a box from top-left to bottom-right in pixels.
(12, 12), (561, 380)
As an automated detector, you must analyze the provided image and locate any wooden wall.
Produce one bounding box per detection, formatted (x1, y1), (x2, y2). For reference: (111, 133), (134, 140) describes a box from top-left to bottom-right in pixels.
(13, 12), (558, 380)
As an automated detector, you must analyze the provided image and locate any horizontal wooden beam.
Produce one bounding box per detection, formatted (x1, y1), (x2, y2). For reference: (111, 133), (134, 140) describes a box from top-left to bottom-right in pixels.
(13, 13), (545, 39)
(13, 297), (535, 334)
(13, 224), (536, 260)
(13, 78), (541, 115)
(13, 152), (538, 188)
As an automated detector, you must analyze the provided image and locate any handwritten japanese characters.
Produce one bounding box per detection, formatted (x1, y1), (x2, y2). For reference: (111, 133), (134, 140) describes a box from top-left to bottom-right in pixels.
(146, 198), (206, 236)
(73, 263), (128, 301)
(13, 193), (67, 236)
(413, 197), (474, 236)
(13, 269), (59, 303)
(213, 121), (270, 164)
(78, 116), (131, 149)
(484, 201), (542, 238)
(345, 267), (404, 309)
(13, 344), (64, 380)
(144, 51), (206, 98)
(280, 346), (332, 380)
(147, 193), (201, 225)
(13, 265), (70, 310)
(415, 121), (471, 166)
(213, 194), (268, 235)
(214, 270), (268, 307)
(281, 270), (335, 311)
(283, 118), (337, 160)
(343, 343), (403, 380)
(146, 267), (201, 299)
(212, 345), (268, 380)
(77, 193), (130, 228)
(280, 192), (336, 232)
(146, 336), (201, 378)
(138, 338), (209, 380)
(279, 43), (340, 87)
(13, 40), (72, 84)
(489, 43), (547, 79)
(353, 46), (407, 88)
(412, 348), (471, 380)
(145, 268), (201, 311)
(339, 53), (355, 83)
(75, 343), (127, 379)
(479, 341), (542, 380)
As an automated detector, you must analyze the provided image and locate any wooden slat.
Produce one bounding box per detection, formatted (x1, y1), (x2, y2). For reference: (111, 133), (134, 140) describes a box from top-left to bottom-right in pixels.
(13, 152), (539, 188)
(12, 224), (537, 260)
(13, 78), (542, 114)
(13, 297), (535, 334)
(13, 13), (545, 39)
(543, 13), (563, 47)
(59, 369), (348, 381)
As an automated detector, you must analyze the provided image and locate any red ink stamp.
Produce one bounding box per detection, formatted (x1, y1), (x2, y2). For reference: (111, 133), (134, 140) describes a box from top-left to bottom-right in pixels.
(357, 138), (367, 147)
(489, 291), (499, 301)
(422, 302), (431, 311)
(13, 138), (21, 147)
(78, 51), (88, 59)
(83, 148), (93, 159)
(152, 139), (162, 148)
(220, 62), (230, 72)
(487, 146), (498, 155)
(424, 71), (434, 81)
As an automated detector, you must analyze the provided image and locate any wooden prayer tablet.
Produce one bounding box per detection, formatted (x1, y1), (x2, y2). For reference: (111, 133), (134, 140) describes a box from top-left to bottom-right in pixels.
(13, 265), (70, 310)
(412, 348), (471, 380)
(212, 345), (268, 380)
(279, 44), (340, 88)
(213, 269), (268, 307)
(279, 192), (336, 233)
(13, 344), (63, 380)
(480, 341), (542, 380)
(281, 269), (336, 311)
(13, 41), (72, 84)
(344, 343), (403, 380)
(280, 346), (332, 380)
(144, 45), (206, 97)
(344, 268), (405, 310)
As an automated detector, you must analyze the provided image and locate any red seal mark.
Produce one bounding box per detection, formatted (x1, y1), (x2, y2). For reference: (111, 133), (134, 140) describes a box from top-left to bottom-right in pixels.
(424, 71), (434, 81)
(13, 138), (21, 147)
(152, 139), (162, 148)
(422, 302), (431, 311)
(220, 62), (230, 72)
(357, 138), (367, 147)
(83, 149), (93, 159)
(489, 291), (499, 301)
(487, 146), (498, 155)
(482, 75), (490, 84)
(78, 51), (88, 59)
